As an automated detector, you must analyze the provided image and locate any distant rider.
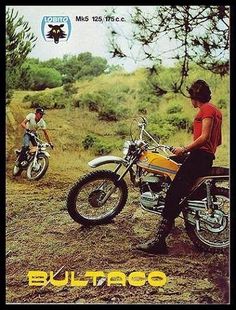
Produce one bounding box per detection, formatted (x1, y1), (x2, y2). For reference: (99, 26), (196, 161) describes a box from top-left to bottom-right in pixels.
(16, 107), (53, 167)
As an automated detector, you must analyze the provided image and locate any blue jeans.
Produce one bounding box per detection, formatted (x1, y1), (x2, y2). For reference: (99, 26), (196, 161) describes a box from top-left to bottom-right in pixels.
(18, 132), (37, 162)
(22, 132), (37, 148)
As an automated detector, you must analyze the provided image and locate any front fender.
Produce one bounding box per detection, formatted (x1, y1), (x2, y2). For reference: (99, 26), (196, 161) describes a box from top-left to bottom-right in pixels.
(39, 151), (50, 158)
(88, 155), (126, 168)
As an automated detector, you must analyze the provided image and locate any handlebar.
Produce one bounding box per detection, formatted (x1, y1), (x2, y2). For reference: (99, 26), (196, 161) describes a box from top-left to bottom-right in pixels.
(26, 130), (52, 148)
(148, 143), (174, 154)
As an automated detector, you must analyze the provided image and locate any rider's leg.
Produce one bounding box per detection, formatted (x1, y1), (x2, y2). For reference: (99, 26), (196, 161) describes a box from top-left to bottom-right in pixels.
(135, 150), (214, 254)
(17, 133), (31, 165)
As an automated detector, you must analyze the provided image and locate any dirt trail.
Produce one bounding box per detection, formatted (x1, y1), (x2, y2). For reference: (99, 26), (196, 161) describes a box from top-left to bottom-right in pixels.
(6, 166), (230, 304)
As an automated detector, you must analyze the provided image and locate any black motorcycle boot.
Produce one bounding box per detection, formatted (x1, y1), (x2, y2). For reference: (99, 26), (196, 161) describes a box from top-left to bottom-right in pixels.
(135, 217), (174, 254)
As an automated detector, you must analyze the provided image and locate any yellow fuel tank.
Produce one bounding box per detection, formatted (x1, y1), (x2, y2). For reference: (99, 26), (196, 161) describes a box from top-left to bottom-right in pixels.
(137, 151), (180, 180)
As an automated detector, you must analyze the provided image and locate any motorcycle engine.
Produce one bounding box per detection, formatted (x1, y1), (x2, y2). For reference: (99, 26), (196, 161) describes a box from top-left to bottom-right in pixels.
(140, 174), (168, 212)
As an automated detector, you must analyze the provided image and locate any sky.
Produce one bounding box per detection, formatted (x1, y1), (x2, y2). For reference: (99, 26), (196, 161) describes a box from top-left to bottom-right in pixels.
(6, 5), (175, 72)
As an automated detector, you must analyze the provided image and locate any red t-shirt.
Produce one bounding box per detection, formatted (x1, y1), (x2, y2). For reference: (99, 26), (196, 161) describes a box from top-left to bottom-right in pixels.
(193, 102), (222, 154)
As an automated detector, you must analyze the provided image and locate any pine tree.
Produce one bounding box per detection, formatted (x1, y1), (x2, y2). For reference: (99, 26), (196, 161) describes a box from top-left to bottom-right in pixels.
(107, 6), (229, 95)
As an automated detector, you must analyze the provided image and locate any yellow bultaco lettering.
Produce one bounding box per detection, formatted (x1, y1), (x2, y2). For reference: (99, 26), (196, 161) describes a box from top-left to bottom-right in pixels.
(71, 272), (89, 287)
(107, 271), (126, 286)
(49, 271), (68, 287)
(27, 270), (167, 287)
(27, 271), (48, 286)
(128, 271), (146, 286)
(148, 271), (167, 287)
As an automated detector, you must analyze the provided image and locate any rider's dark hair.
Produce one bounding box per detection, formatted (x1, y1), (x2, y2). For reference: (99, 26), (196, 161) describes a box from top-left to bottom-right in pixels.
(187, 80), (211, 103)
(35, 107), (45, 115)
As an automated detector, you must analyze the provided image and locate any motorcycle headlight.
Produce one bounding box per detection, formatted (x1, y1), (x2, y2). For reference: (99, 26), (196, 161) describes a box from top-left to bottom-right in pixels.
(123, 141), (131, 155)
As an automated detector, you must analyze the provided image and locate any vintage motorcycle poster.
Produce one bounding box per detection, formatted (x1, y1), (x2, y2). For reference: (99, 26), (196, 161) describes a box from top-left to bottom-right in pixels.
(6, 5), (230, 304)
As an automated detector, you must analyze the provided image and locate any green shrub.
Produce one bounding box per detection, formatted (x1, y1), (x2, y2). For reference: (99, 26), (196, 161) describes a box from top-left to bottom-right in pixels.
(73, 99), (81, 108)
(115, 124), (130, 138)
(82, 134), (97, 150)
(30, 66), (62, 90)
(22, 94), (31, 102)
(136, 101), (151, 115)
(166, 104), (183, 114)
(148, 122), (175, 142)
(98, 105), (128, 122)
(63, 83), (78, 96)
(26, 89), (69, 109)
(79, 92), (104, 111)
(217, 99), (227, 109)
(166, 114), (191, 130)
(28, 93), (56, 109)
(94, 141), (112, 155)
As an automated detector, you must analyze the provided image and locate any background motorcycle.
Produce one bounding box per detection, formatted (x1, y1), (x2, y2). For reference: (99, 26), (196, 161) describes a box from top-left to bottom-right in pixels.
(13, 132), (52, 181)
(67, 117), (229, 253)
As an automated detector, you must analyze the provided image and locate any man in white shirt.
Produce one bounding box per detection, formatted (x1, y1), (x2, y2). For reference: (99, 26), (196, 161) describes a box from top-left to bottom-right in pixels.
(16, 107), (53, 166)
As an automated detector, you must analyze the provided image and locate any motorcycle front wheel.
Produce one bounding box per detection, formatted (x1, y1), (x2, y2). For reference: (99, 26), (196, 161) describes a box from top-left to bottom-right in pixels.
(26, 154), (49, 180)
(67, 170), (128, 225)
(184, 187), (229, 253)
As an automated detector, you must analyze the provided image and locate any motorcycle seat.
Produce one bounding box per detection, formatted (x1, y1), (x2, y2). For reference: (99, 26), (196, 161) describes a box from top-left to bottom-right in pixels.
(208, 166), (229, 176)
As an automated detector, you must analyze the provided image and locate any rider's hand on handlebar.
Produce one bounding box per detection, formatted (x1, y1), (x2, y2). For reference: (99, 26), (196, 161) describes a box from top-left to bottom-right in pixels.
(171, 146), (186, 156)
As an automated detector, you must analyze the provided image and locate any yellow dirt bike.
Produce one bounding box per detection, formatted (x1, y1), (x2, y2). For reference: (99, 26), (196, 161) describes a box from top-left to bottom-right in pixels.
(67, 117), (229, 253)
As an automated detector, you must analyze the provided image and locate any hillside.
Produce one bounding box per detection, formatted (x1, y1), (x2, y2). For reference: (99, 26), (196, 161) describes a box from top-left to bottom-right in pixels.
(6, 69), (230, 304)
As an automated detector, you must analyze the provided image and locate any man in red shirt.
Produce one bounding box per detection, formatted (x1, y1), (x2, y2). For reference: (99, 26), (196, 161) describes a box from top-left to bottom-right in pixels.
(136, 79), (222, 254)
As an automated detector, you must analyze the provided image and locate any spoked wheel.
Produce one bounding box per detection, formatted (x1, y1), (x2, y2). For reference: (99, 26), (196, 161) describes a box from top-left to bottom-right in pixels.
(184, 187), (229, 253)
(67, 170), (128, 225)
(26, 154), (49, 180)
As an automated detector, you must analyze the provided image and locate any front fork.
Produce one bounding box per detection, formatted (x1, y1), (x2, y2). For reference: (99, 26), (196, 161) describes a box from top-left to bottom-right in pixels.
(98, 160), (136, 205)
(31, 150), (39, 169)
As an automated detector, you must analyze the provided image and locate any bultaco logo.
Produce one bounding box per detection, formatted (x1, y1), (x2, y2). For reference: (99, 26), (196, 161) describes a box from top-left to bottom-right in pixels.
(41, 16), (72, 44)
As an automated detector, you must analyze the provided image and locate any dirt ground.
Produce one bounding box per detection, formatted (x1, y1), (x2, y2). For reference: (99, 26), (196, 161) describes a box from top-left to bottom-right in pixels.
(5, 164), (230, 305)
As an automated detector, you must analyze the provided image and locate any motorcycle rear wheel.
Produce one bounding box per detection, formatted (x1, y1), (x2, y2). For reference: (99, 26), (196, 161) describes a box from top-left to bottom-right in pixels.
(67, 170), (128, 225)
(184, 187), (229, 253)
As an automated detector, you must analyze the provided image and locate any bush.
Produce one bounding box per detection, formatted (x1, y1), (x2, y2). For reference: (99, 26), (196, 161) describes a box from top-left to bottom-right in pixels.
(63, 83), (78, 96)
(22, 94), (31, 103)
(25, 89), (68, 109)
(148, 122), (175, 142)
(79, 92), (104, 111)
(82, 134), (97, 150)
(30, 66), (62, 90)
(217, 99), (227, 109)
(166, 114), (191, 130)
(166, 104), (183, 114)
(94, 141), (112, 155)
(115, 124), (130, 138)
(98, 104), (128, 121)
